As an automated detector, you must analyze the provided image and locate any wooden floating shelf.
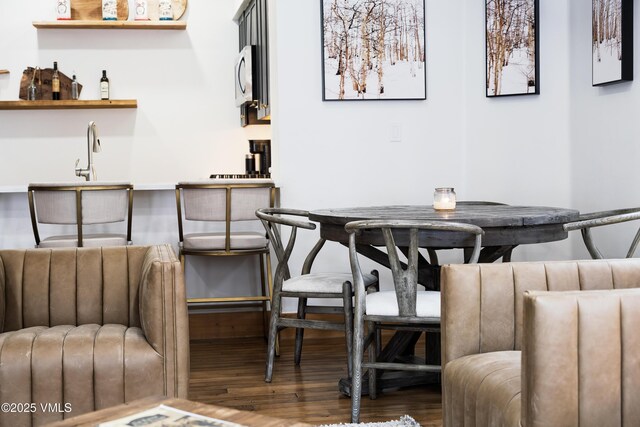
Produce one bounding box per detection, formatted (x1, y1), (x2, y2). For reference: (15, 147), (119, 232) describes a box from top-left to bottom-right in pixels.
(0, 100), (138, 110)
(0, 70), (9, 75)
(32, 20), (186, 30)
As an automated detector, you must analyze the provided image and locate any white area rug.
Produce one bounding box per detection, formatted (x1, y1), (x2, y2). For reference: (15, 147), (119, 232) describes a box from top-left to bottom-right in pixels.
(318, 415), (421, 427)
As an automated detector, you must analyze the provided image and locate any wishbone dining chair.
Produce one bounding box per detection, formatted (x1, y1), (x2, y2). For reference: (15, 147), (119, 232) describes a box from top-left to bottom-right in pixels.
(346, 219), (484, 423)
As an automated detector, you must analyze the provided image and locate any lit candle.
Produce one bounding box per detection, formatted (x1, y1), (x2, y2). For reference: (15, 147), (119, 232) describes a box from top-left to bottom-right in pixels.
(433, 187), (456, 211)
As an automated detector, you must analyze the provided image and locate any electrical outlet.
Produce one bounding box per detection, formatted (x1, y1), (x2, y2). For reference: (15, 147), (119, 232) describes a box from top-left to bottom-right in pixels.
(390, 124), (402, 143)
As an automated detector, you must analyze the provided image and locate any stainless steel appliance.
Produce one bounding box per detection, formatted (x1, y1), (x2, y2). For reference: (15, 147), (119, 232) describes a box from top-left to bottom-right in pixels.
(234, 45), (257, 107)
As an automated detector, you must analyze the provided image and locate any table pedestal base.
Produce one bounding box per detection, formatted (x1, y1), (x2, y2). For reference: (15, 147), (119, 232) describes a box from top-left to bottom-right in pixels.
(339, 330), (441, 397)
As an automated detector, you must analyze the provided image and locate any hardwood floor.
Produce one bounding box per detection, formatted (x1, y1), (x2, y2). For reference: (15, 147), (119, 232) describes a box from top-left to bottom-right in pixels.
(189, 336), (443, 426)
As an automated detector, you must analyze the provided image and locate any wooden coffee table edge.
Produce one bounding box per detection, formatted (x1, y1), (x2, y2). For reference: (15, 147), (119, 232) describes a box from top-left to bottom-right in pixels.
(43, 396), (311, 427)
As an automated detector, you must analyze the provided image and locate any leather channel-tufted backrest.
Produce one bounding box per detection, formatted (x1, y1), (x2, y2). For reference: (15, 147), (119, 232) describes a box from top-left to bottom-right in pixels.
(522, 288), (640, 427)
(0, 246), (149, 332)
(440, 258), (640, 368)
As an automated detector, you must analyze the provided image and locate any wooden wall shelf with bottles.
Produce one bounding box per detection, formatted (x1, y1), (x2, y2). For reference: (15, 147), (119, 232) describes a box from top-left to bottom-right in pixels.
(33, 20), (186, 30)
(0, 70), (9, 75)
(0, 100), (137, 110)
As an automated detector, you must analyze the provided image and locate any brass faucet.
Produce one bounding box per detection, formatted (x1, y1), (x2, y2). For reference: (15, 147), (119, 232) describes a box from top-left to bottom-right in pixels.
(75, 121), (101, 181)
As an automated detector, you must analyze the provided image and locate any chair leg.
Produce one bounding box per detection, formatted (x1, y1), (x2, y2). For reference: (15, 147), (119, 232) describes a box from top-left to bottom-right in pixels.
(264, 251), (279, 356)
(343, 281), (354, 378)
(351, 308), (365, 423)
(368, 321), (378, 400)
(259, 253), (269, 340)
(294, 297), (307, 366)
(265, 288), (282, 383)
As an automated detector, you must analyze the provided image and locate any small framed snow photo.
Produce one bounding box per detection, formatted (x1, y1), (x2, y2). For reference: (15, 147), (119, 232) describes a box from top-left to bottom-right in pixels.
(486, 0), (539, 97)
(321, 0), (426, 101)
(592, 0), (633, 86)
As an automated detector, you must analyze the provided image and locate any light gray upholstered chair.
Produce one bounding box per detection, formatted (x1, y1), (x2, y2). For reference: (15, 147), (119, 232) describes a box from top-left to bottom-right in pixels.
(256, 208), (379, 383)
(346, 219), (484, 423)
(175, 180), (275, 326)
(564, 207), (640, 259)
(27, 182), (133, 248)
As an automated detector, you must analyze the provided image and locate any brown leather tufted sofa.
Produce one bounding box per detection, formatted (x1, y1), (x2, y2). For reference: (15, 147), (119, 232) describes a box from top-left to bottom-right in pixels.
(441, 258), (640, 427)
(0, 245), (189, 427)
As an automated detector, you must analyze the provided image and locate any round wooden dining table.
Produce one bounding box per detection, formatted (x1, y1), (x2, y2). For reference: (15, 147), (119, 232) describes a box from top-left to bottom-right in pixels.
(310, 203), (579, 277)
(310, 203), (578, 246)
(309, 203), (580, 396)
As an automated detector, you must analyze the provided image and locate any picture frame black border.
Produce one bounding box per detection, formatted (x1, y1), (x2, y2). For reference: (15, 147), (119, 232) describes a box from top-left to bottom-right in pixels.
(485, 0), (540, 98)
(320, 0), (427, 102)
(592, 0), (633, 86)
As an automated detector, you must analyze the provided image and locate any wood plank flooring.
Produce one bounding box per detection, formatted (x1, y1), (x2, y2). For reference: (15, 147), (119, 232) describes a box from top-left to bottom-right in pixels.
(189, 336), (443, 426)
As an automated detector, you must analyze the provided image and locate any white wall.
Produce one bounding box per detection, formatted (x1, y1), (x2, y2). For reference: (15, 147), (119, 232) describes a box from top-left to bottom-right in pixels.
(569, 0), (640, 259)
(463, 0), (575, 261)
(271, 0), (468, 280)
(271, 0), (575, 282)
(0, 0), (270, 185)
(1, 0), (629, 309)
(0, 0), (270, 300)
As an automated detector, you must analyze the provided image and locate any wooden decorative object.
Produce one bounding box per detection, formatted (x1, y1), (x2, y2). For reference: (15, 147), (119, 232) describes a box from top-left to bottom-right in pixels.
(71, 0), (129, 20)
(18, 67), (83, 101)
(147, 0), (188, 20)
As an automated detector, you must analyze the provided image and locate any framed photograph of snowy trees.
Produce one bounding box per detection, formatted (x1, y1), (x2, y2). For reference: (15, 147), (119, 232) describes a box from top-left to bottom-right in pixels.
(486, 0), (539, 97)
(592, 0), (633, 86)
(321, 0), (426, 101)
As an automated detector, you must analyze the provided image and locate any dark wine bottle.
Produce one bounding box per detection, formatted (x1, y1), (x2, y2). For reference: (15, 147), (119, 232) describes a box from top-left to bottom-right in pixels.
(100, 70), (110, 100)
(52, 61), (60, 100)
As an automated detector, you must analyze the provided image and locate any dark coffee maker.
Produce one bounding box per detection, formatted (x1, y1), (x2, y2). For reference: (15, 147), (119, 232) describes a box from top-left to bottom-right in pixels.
(249, 140), (271, 177)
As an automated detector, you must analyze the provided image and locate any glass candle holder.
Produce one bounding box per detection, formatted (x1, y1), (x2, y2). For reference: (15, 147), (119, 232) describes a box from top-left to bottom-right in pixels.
(433, 187), (456, 211)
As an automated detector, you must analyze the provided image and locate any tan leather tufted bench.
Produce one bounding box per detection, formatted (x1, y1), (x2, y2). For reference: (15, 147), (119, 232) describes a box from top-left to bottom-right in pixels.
(0, 245), (189, 427)
(441, 259), (640, 427)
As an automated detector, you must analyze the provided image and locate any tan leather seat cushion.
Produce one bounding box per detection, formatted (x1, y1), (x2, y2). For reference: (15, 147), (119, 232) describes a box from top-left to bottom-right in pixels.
(0, 325), (163, 426)
(444, 351), (521, 427)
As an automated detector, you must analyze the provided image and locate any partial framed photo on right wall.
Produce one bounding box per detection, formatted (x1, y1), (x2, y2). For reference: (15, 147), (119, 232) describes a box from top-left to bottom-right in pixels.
(592, 0), (633, 86)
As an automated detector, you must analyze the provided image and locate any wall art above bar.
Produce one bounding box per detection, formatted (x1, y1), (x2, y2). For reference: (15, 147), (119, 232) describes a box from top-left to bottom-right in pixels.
(486, 0), (539, 97)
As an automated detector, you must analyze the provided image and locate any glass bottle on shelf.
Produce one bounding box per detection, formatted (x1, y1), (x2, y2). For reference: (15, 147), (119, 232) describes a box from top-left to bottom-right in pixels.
(57, 0), (71, 20)
(100, 70), (110, 100)
(134, 0), (149, 20)
(102, 0), (117, 20)
(159, 0), (173, 20)
(52, 62), (60, 100)
(27, 68), (38, 101)
(71, 74), (79, 100)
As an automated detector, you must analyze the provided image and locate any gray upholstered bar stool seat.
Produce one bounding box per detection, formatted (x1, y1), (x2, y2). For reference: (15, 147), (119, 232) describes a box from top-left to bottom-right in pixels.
(183, 231), (267, 251)
(28, 182), (133, 248)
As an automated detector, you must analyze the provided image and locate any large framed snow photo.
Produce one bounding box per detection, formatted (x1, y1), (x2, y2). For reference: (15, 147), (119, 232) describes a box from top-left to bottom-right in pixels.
(321, 0), (426, 101)
(592, 0), (633, 86)
(486, 0), (539, 97)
